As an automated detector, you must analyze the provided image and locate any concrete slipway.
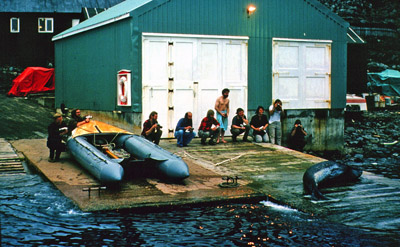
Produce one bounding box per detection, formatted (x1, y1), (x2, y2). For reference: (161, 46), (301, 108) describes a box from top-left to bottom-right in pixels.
(8, 138), (400, 235)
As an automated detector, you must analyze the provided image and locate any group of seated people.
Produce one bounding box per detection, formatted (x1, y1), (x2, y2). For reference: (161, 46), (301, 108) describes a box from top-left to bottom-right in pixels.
(141, 107), (307, 151)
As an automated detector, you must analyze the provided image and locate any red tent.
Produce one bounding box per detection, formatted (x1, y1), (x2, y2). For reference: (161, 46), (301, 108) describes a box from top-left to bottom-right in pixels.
(7, 67), (55, 96)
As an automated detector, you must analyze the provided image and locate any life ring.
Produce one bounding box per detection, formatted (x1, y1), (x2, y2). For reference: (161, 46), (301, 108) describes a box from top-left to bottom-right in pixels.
(119, 76), (127, 103)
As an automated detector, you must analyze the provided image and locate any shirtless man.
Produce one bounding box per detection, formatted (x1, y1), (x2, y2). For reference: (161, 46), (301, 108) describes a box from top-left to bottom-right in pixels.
(214, 88), (230, 143)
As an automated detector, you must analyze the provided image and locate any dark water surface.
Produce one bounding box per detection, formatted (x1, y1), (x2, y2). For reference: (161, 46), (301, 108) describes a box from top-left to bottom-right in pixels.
(2, 173), (399, 246)
(0, 174), (399, 246)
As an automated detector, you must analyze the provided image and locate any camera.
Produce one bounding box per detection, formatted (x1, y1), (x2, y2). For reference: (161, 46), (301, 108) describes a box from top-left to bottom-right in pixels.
(276, 104), (282, 111)
(86, 115), (93, 119)
(157, 123), (163, 128)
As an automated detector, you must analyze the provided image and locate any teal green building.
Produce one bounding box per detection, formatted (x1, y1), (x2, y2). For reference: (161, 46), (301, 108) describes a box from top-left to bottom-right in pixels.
(53, 0), (357, 152)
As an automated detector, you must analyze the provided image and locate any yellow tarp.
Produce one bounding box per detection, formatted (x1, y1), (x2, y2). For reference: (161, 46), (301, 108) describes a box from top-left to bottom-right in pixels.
(71, 120), (132, 138)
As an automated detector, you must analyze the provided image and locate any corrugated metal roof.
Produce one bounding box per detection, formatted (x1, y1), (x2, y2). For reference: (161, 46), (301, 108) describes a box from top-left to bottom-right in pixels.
(0, 0), (125, 13)
(52, 0), (152, 41)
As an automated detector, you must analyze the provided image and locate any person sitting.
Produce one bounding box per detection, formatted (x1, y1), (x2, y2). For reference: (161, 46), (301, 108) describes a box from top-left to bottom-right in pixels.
(175, 112), (196, 147)
(69, 109), (90, 131)
(250, 106), (270, 143)
(47, 113), (68, 162)
(289, 119), (307, 152)
(230, 108), (251, 142)
(141, 111), (163, 145)
(198, 109), (220, 145)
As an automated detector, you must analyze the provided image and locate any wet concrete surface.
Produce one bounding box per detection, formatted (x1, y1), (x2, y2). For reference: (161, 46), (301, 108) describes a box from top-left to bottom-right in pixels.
(10, 138), (265, 212)
(8, 137), (400, 236)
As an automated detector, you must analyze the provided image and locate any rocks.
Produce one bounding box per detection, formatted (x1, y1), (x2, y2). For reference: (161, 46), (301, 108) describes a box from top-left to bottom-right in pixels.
(337, 110), (400, 179)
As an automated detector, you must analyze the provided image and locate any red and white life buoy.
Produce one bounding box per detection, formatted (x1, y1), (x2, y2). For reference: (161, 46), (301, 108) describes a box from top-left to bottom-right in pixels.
(119, 76), (127, 103)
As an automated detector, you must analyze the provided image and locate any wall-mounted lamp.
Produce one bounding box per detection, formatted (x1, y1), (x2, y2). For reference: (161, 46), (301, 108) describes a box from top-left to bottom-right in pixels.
(247, 4), (256, 17)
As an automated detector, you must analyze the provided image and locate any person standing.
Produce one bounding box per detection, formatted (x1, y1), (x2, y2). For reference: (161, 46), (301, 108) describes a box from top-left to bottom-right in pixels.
(289, 119), (308, 152)
(175, 112), (196, 147)
(250, 106), (269, 143)
(215, 88), (230, 143)
(141, 111), (163, 145)
(230, 108), (251, 142)
(198, 109), (220, 145)
(268, 99), (284, 145)
(47, 113), (68, 162)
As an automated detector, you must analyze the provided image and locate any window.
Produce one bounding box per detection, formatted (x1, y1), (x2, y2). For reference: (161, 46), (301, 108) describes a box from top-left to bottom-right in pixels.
(38, 17), (53, 33)
(10, 17), (20, 33)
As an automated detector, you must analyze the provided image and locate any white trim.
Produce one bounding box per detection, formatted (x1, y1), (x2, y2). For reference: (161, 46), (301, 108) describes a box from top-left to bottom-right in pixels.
(10, 17), (20, 33)
(143, 32), (249, 40)
(273, 37), (332, 43)
(348, 27), (365, 43)
(347, 33), (356, 43)
(52, 13), (130, 41)
(38, 17), (54, 33)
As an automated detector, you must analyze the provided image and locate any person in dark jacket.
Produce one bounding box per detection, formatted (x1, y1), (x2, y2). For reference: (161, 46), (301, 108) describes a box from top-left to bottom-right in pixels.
(289, 119), (307, 152)
(47, 113), (68, 162)
(230, 108), (251, 142)
(141, 111), (163, 145)
(175, 112), (196, 147)
(69, 109), (90, 131)
(250, 106), (269, 143)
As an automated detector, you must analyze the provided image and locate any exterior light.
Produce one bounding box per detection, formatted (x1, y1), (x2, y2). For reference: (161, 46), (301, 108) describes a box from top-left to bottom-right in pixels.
(247, 4), (256, 17)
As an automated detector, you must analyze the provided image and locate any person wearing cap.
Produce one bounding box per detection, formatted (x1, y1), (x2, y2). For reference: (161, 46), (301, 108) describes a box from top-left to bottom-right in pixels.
(230, 108), (251, 142)
(47, 113), (68, 162)
(289, 119), (307, 152)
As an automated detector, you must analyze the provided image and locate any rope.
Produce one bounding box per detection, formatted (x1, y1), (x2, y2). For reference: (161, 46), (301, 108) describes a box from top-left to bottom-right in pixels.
(214, 152), (258, 166)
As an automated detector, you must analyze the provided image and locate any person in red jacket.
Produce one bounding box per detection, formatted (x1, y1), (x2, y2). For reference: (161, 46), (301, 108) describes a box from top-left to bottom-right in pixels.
(198, 109), (220, 145)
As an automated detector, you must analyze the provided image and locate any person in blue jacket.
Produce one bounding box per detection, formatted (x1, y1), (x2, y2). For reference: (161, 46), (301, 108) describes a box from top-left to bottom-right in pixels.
(175, 112), (196, 147)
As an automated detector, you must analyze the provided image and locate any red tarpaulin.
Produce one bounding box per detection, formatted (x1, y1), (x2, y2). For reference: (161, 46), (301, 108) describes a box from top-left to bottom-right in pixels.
(7, 67), (55, 96)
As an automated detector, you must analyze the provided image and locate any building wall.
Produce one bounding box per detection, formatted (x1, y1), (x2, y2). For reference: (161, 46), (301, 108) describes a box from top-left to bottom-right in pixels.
(133, 0), (348, 110)
(55, 18), (137, 112)
(0, 12), (80, 67)
(54, 0), (349, 151)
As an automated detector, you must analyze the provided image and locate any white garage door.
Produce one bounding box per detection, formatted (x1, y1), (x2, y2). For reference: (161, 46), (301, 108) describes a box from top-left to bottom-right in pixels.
(142, 33), (248, 137)
(272, 38), (332, 109)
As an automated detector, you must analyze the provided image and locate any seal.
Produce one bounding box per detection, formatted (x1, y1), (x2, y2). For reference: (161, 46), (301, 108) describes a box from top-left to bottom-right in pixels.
(303, 161), (362, 200)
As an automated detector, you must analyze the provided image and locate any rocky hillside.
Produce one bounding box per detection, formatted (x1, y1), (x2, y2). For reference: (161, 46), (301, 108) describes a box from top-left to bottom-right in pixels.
(318, 0), (400, 71)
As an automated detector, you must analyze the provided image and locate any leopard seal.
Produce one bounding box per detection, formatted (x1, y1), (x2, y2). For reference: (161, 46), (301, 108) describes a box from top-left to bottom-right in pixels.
(303, 161), (362, 200)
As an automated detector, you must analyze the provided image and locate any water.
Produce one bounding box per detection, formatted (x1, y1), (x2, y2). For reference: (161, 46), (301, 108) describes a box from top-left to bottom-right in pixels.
(2, 173), (399, 246)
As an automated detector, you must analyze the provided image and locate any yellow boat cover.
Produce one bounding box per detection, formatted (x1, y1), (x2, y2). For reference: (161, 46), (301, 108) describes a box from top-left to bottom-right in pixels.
(71, 120), (132, 138)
